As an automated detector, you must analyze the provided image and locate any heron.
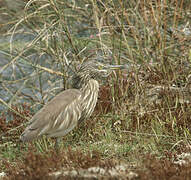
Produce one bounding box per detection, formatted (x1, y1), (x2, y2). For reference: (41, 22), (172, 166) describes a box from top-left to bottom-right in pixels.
(20, 60), (120, 146)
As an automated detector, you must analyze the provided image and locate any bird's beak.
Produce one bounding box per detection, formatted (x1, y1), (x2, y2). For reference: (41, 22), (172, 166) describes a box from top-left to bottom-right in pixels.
(107, 64), (128, 70)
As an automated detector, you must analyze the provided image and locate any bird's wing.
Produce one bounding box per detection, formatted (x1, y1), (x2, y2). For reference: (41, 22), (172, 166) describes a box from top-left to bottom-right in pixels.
(20, 89), (82, 142)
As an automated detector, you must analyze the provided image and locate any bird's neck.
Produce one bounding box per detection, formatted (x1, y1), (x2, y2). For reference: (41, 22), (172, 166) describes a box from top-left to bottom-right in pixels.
(80, 79), (99, 97)
(79, 79), (99, 118)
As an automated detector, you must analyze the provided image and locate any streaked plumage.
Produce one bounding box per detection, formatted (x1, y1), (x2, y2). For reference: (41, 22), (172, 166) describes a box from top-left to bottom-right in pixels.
(20, 60), (111, 142)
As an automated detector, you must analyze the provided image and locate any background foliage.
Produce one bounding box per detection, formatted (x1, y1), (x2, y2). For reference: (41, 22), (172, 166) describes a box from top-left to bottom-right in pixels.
(0, 0), (191, 179)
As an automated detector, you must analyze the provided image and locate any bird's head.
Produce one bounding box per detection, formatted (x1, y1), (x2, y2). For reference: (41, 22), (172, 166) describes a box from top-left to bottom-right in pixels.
(71, 60), (119, 89)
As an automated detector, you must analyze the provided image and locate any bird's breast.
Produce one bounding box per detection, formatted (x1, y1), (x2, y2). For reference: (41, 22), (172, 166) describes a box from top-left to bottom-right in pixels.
(80, 79), (99, 119)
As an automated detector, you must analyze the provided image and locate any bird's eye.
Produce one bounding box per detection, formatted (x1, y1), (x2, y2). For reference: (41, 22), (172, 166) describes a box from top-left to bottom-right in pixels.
(97, 65), (103, 70)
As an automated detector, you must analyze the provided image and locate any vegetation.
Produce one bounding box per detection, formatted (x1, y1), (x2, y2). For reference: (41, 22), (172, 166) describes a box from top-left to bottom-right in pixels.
(0, 0), (191, 179)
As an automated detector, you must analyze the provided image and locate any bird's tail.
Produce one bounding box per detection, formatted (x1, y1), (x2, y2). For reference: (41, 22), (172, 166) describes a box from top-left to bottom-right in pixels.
(20, 128), (39, 142)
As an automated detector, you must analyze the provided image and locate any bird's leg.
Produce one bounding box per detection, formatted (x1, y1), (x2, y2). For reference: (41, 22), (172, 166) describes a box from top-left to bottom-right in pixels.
(55, 137), (62, 153)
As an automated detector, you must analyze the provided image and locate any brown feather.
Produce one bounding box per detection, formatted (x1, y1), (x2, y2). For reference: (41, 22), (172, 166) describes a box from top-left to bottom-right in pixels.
(20, 60), (110, 143)
(20, 89), (81, 142)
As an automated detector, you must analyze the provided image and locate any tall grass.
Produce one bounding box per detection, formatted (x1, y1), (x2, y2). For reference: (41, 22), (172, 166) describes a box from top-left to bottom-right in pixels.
(0, 0), (191, 179)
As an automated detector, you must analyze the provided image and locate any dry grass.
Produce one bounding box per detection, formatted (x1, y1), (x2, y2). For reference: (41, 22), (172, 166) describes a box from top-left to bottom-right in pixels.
(0, 0), (191, 179)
